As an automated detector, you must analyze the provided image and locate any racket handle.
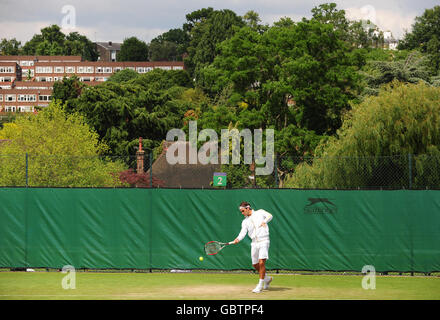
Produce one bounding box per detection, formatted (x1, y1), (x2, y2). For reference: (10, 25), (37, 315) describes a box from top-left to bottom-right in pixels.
(228, 241), (234, 245)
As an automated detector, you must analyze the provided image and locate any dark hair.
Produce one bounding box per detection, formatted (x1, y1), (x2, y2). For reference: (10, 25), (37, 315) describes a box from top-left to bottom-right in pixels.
(239, 201), (251, 208)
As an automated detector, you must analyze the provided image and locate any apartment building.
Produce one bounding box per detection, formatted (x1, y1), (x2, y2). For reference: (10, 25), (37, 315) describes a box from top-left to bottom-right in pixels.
(33, 61), (184, 82)
(0, 56), (184, 113)
(0, 62), (21, 83)
(0, 81), (53, 112)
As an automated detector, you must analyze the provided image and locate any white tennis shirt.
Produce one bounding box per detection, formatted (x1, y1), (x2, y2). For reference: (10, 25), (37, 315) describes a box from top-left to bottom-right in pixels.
(236, 209), (273, 243)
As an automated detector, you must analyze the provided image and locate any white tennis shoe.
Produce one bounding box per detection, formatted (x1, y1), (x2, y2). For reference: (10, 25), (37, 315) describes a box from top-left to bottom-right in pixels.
(263, 276), (273, 290)
(252, 284), (263, 293)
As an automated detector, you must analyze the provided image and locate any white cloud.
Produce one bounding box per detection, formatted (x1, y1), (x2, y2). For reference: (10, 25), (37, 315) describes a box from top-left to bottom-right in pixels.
(0, 21), (51, 42)
(345, 7), (416, 39)
(1, 0), (437, 43)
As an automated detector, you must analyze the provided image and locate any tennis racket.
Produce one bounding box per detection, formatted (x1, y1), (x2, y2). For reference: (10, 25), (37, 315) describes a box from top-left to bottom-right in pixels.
(204, 241), (234, 255)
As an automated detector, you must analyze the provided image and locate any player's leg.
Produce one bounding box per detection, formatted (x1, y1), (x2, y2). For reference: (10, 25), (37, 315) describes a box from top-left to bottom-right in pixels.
(259, 241), (272, 290)
(258, 259), (266, 280)
(251, 244), (263, 293)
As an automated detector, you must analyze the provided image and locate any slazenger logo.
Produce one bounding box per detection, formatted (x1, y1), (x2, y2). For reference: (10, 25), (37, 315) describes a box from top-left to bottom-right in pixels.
(304, 198), (337, 214)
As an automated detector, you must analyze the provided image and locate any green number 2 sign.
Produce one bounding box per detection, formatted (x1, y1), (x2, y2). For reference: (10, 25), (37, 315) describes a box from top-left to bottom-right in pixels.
(213, 172), (227, 187)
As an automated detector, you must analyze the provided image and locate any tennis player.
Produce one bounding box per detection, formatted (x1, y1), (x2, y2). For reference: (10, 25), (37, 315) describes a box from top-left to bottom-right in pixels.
(233, 201), (273, 293)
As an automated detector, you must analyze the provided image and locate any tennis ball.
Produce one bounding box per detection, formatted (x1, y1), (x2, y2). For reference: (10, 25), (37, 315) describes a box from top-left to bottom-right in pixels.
(199, 256), (204, 261)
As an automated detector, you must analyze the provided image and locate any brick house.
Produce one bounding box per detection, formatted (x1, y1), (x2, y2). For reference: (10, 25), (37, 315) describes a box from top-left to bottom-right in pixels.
(95, 41), (122, 62)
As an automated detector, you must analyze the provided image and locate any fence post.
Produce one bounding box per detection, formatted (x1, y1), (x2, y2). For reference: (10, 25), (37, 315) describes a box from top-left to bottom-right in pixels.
(25, 153), (29, 187)
(408, 153), (412, 189)
(149, 152), (153, 188)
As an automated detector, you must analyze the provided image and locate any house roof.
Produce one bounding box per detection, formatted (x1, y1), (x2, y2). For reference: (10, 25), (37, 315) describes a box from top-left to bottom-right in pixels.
(96, 42), (122, 51)
(146, 141), (221, 188)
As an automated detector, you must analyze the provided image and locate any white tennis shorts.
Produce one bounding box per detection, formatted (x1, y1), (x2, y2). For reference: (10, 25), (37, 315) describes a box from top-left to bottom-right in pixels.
(251, 240), (270, 265)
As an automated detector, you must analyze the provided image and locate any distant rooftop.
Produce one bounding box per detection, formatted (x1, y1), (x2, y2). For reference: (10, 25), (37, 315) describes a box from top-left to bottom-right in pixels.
(96, 41), (122, 51)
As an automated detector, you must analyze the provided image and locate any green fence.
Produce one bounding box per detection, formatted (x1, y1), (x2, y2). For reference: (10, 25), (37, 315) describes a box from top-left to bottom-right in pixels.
(1, 188), (439, 272)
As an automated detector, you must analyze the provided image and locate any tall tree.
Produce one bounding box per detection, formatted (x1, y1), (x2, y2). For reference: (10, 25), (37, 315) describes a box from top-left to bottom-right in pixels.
(0, 38), (22, 55)
(398, 6), (440, 73)
(197, 16), (365, 186)
(21, 24), (99, 60)
(185, 8), (245, 80)
(61, 69), (193, 159)
(118, 37), (149, 61)
(65, 32), (100, 61)
(149, 28), (190, 61)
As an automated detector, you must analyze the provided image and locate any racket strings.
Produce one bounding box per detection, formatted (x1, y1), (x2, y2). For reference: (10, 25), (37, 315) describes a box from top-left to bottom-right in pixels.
(205, 242), (221, 255)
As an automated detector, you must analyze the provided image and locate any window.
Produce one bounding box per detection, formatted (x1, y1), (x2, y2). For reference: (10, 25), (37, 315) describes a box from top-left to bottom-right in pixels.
(5, 106), (16, 112)
(0, 94), (3, 102)
(114, 67), (122, 72)
(0, 66), (14, 73)
(5, 94), (16, 102)
(174, 66), (183, 70)
(39, 95), (52, 101)
(104, 67), (112, 73)
(23, 69), (35, 77)
(18, 94), (36, 102)
(18, 106), (33, 112)
(66, 66), (75, 73)
(38, 77), (52, 82)
(54, 66), (64, 73)
(96, 67), (103, 73)
(36, 66), (52, 73)
(86, 66), (93, 73)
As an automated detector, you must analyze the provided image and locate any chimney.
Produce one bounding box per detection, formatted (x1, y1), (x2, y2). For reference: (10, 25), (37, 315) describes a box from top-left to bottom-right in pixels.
(108, 41), (112, 46)
(136, 137), (145, 175)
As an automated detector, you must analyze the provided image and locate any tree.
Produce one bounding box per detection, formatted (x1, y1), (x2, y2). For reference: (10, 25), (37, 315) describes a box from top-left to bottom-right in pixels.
(65, 32), (100, 61)
(0, 38), (22, 55)
(62, 69), (194, 159)
(149, 28), (190, 61)
(398, 6), (440, 73)
(285, 82), (440, 189)
(21, 24), (99, 60)
(185, 8), (245, 79)
(117, 37), (149, 61)
(243, 10), (267, 33)
(52, 75), (85, 110)
(360, 49), (433, 96)
(107, 68), (139, 83)
(0, 101), (127, 187)
(200, 18), (364, 135)
(196, 14), (365, 186)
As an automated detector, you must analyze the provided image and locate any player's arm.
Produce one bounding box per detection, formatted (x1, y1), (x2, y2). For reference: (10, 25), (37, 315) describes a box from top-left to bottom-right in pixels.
(233, 221), (247, 244)
(260, 210), (273, 227)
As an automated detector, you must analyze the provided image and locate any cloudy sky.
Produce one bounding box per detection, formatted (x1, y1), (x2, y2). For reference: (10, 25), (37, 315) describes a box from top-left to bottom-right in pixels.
(0, 0), (437, 44)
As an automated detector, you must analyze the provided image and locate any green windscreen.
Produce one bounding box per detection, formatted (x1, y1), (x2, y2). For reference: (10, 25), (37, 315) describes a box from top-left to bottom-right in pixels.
(0, 188), (439, 272)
